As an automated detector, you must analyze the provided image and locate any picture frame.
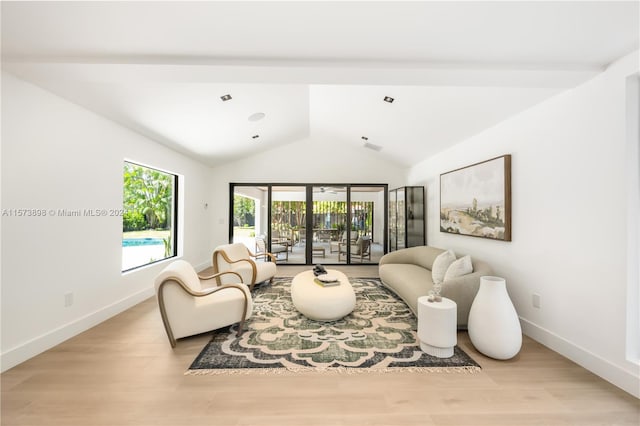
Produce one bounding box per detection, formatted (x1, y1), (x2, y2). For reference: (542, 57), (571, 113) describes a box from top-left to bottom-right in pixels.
(440, 155), (511, 241)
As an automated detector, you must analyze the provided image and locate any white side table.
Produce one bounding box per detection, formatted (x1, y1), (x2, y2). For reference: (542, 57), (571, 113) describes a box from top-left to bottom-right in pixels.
(417, 296), (457, 358)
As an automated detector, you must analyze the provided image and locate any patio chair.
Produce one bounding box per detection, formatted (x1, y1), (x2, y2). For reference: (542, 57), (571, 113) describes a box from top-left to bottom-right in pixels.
(330, 231), (347, 253)
(338, 236), (372, 262)
(256, 235), (288, 261)
(271, 229), (292, 252)
(331, 231), (359, 253)
(296, 228), (307, 247)
(154, 259), (253, 347)
(212, 242), (277, 291)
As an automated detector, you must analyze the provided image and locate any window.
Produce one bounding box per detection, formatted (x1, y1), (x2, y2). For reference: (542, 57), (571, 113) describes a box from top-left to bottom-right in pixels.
(122, 161), (178, 272)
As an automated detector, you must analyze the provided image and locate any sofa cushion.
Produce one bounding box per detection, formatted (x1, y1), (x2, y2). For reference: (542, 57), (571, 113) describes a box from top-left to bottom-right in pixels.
(444, 255), (473, 281)
(432, 249), (456, 284)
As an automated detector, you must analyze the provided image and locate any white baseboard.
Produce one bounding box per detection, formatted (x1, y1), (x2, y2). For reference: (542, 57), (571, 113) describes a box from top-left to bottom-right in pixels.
(521, 318), (640, 398)
(0, 287), (154, 373)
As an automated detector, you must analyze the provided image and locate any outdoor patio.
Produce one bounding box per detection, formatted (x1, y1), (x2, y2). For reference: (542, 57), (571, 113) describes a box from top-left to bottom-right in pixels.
(234, 235), (383, 265)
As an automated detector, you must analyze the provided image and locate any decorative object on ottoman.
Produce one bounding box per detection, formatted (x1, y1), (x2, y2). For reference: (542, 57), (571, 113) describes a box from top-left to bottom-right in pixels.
(290, 269), (356, 321)
(312, 264), (328, 276)
(417, 296), (457, 358)
(468, 276), (522, 360)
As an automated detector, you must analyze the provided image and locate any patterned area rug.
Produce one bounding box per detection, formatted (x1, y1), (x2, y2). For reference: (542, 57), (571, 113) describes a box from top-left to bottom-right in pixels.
(187, 277), (480, 375)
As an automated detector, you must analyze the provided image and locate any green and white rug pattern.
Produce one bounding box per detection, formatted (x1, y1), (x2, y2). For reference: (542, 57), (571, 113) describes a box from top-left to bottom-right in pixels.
(187, 277), (480, 374)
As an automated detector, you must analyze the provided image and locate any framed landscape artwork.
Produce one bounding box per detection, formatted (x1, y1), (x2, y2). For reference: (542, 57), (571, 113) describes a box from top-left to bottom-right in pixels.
(440, 155), (511, 241)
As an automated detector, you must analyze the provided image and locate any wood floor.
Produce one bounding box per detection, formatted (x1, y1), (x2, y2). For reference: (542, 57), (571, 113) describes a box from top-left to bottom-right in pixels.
(2, 266), (639, 425)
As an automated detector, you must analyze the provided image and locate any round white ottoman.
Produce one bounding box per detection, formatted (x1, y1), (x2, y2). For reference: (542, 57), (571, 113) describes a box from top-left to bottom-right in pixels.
(291, 269), (356, 321)
(417, 296), (457, 358)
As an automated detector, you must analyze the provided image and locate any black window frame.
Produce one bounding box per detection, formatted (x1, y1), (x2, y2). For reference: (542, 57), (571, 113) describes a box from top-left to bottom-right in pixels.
(229, 182), (388, 265)
(122, 161), (179, 273)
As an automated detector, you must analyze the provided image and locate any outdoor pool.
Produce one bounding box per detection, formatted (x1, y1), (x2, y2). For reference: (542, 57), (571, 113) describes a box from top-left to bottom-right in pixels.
(122, 238), (166, 271)
(122, 238), (164, 247)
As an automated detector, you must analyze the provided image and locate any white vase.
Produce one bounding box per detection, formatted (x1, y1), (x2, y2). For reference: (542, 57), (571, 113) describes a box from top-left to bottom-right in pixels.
(468, 276), (522, 360)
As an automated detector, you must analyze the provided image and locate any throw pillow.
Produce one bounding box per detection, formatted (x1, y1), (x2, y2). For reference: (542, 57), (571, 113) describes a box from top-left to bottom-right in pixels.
(444, 255), (473, 281)
(432, 249), (456, 284)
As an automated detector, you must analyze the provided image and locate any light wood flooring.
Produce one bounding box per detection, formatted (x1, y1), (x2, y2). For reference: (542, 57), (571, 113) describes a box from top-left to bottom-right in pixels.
(2, 265), (639, 425)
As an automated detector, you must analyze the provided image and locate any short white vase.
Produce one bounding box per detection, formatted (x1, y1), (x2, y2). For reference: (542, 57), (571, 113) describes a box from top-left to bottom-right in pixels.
(468, 276), (522, 360)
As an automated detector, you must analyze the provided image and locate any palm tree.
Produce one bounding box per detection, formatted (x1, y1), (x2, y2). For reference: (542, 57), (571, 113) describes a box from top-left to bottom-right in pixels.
(123, 163), (173, 230)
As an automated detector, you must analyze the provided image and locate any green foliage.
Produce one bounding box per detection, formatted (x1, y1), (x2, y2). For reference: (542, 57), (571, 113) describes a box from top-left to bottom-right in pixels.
(163, 236), (172, 258)
(270, 200), (373, 233)
(234, 195), (255, 227)
(123, 162), (174, 231)
(122, 210), (147, 232)
(271, 200), (306, 231)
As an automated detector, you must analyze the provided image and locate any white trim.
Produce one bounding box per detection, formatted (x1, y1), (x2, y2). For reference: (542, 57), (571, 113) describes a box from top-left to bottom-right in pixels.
(521, 318), (640, 398)
(0, 287), (154, 373)
(626, 73), (640, 365)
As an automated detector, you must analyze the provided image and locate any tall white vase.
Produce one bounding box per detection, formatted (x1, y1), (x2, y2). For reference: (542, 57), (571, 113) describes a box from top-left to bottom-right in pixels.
(468, 276), (522, 360)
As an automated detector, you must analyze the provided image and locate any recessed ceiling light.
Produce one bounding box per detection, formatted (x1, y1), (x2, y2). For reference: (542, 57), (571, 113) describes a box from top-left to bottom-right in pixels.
(248, 112), (266, 122)
(221, 94), (232, 101)
(252, 134), (260, 140)
(383, 96), (394, 103)
(361, 136), (369, 141)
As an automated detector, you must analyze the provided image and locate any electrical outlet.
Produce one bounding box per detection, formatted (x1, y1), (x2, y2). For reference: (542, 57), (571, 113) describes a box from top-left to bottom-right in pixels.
(64, 292), (74, 307)
(532, 293), (541, 309)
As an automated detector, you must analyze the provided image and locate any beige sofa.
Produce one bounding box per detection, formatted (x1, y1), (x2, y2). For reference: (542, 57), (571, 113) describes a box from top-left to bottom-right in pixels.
(378, 246), (492, 328)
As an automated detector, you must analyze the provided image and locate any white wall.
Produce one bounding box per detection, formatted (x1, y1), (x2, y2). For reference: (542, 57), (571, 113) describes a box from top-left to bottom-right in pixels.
(408, 51), (640, 397)
(0, 72), (214, 371)
(209, 137), (407, 248)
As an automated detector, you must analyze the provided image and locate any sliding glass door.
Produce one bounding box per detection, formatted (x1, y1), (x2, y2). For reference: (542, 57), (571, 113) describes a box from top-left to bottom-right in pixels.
(230, 183), (387, 265)
(312, 186), (347, 264)
(271, 186), (306, 264)
(349, 186), (386, 264)
(231, 186), (265, 254)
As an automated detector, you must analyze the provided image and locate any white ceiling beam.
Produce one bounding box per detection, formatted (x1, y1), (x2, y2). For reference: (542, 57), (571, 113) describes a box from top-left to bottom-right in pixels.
(2, 60), (602, 89)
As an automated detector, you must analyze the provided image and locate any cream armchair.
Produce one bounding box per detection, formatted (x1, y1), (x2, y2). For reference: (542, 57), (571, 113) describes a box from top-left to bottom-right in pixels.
(213, 242), (277, 291)
(154, 259), (252, 348)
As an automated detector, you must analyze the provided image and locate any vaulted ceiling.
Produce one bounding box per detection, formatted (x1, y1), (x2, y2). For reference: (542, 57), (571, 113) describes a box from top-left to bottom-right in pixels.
(2, 1), (638, 167)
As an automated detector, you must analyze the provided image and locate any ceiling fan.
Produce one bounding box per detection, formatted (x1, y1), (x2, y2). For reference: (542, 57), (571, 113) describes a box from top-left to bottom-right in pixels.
(314, 186), (340, 194)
